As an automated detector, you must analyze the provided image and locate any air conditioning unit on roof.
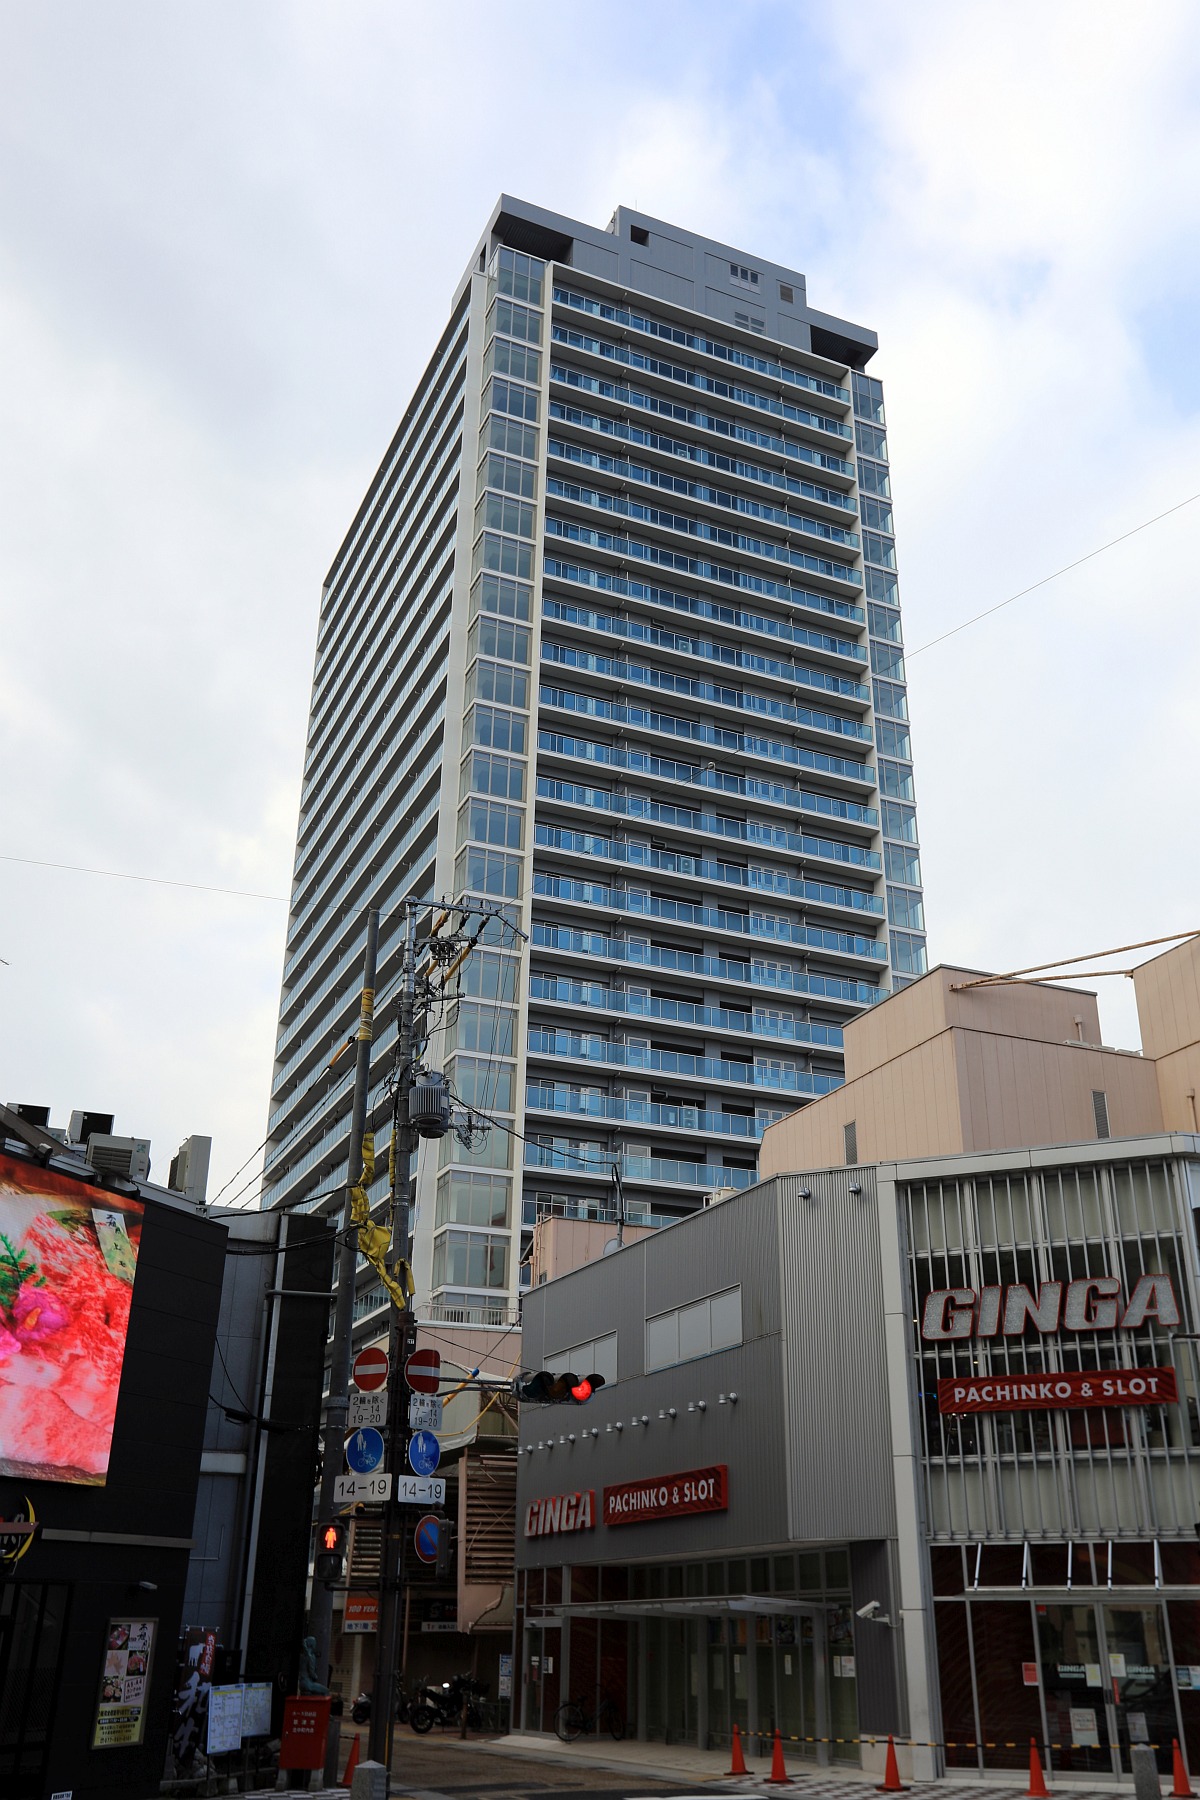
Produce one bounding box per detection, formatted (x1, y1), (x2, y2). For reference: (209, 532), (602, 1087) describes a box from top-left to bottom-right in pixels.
(86, 1135), (151, 1182)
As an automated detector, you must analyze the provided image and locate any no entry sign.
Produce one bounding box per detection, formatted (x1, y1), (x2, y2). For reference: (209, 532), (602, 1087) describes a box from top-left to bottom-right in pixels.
(353, 1346), (389, 1393)
(405, 1348), (441, 1395)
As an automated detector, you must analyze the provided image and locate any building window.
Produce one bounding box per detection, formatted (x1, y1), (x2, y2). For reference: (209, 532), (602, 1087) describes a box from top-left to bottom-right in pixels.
(646, 1286), (742, 1372)
(779, 283), (794, 305)
(1093, 1090), (1111, 1139)
(730, 262), (760, 287)
(432, 1229), (509, 1291)
(630, 224), (649, 246)
(545, 1331), (618, 1386)
(436, 1171), (511, 1230)
(844, 1120), (858, 1166)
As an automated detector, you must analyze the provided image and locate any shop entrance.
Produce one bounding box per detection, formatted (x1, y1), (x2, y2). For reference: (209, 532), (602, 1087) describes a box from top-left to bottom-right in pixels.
(752, 1609), (827, 1760)
(1037, 1602), (1180, 1777)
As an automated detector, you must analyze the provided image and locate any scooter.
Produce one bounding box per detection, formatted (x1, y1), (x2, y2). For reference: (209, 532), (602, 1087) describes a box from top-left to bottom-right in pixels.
(349, 1684), (413, 1726)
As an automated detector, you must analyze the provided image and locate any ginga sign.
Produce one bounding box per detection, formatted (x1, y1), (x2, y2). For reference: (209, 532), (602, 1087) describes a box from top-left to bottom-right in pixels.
(524, 1489), (595, 1538)
(922, 1275), (1179, 1341)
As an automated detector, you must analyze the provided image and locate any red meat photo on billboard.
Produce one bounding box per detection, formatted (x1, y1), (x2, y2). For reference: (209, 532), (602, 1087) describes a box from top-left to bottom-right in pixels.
(0, 1150), (144, 1485)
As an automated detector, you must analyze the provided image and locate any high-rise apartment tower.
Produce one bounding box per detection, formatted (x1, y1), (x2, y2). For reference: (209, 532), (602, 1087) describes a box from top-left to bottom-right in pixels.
(263, 198), (926, 1337)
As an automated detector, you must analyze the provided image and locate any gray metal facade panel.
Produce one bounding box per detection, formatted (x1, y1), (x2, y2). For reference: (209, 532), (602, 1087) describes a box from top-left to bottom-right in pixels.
(518, 1186), (791, 1566)
(516, 1331), (788, 1568)
(535, 1186), (784, 1378)
(777, 1166), (898, 1542)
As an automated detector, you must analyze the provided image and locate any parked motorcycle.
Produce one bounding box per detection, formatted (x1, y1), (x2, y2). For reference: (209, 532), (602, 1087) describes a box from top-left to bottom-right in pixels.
(409, 1673), (488, 1734)
(349, 1682), (413, 1726)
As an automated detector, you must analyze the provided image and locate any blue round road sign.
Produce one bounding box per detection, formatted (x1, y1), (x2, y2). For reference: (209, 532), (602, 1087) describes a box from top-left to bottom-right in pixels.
(407, 1429), (441, 1476)
(414, 1513), (440, 1564)
(345, 1427), (385, 1474)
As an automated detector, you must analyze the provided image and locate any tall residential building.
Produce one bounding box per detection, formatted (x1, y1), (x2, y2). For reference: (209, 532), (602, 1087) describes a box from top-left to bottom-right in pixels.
(262, 197), (926, 1336)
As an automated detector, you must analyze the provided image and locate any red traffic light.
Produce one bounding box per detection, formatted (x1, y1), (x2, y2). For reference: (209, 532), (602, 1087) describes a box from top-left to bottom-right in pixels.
(321, 1523), (341, 1551)
(570, 1378), (594, 1402)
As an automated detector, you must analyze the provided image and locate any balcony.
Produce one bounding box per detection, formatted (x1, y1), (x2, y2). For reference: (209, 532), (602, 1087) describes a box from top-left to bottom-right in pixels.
(527, 1026), (844, 1096)
(541, 640), (871, 717)
(550, 363), (855, 479)
(534, 823), (885, 916)
(536, 745), (878, 833)
(531, 923), (884, 1003)
(526, 1085), (782, 1138)
(528, 1193), (684, 1232)
(551, 284), (851, 404)
(542, 594), (864, 674)
(532, 874), (884, 959)
(535, 781), (882, 865)
(525, 1143), (759, 1191)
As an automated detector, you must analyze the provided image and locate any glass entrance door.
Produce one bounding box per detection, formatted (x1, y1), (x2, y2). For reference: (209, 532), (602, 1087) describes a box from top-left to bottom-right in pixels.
(751, 1610), (823, 1762)
(1037, 1600), (1180, 1776)
(1103, 1605), (1177, 1775)
(1036, 1604), (1115, 1775)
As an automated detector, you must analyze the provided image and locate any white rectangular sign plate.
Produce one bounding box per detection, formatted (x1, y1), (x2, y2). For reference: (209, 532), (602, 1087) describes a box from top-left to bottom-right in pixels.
(334, 1472), (393, 1503)
(408, 1394), (443, 1431)
(394, 1475), (446, 1506)
(348, 1391), (387, 1429)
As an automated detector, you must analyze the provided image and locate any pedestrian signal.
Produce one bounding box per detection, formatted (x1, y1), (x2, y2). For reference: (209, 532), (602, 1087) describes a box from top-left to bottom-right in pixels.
(315, 1518), (347, 1583)
(513, 1370), (606, 1405)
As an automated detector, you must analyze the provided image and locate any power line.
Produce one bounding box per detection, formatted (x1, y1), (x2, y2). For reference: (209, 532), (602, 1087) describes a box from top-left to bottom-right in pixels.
(907, 490), (1200, 658)
(0, 853), (287, 901)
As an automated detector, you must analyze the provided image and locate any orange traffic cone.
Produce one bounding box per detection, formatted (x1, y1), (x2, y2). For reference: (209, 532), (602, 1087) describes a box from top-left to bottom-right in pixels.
(1027, 1737), (1050, 1799)
(766, 1726), (790, 1785)
(728, 1722), (748, 1776)
(1172, 1739), (1196, 1798)
(340, 1732), (360, 1786)
(877, 1734), (908, 1793)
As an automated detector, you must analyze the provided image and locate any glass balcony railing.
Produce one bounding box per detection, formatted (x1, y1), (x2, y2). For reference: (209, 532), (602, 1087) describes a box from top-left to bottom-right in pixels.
(524, 1143), (759, 1190)
(537, 755), (877, 833)
(527, 1026), (844, 1093)
(529, 1194), (684, 1232)
(525, 1086), (780, 1137)
(535, 822), (885, 909)
(533, 855), (879, 923)
(542, 638), (871, 713)
(532, 873), (883, 957)
(532, 923), (883, 1002)
(536, 782), (881, 868)
(543, 594), (864, 669)
(552, 284), (851, 403)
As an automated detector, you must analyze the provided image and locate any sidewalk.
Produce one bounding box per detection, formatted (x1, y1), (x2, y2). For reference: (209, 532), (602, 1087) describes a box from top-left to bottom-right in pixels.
(436, 1731), (1142, 1796)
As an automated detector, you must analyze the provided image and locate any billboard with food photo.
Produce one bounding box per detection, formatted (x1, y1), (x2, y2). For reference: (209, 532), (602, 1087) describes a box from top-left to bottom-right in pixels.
(0, 1149), (143, 1485)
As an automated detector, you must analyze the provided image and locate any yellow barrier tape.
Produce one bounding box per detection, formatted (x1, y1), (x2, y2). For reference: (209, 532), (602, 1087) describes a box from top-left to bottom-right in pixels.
(349, 1131), (414, 1310)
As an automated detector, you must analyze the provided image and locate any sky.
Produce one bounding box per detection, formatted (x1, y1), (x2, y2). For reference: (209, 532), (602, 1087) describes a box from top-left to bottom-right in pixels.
(3, 0), (1200, 1202)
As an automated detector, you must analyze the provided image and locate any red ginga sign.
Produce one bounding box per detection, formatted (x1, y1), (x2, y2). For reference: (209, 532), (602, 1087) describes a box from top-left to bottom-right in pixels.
(524, 1489), (596, 1539)
(603, 1464), (728, 1526)
(938, 1368), (1178, 1414)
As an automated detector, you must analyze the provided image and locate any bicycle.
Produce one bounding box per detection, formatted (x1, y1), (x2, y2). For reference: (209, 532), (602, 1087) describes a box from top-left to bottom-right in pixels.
(554, 1695), (625, 1742)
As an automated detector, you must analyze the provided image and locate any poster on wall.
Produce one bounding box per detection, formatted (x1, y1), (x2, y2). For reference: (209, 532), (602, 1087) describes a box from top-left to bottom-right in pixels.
(169, 1626), (218, 1771)
(0, 1150), (144, 1486)
(92, 1618), (157, 1747)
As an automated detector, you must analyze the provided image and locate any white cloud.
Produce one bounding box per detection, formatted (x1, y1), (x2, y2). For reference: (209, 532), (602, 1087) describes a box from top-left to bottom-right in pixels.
(2, 0), (1199, 1192)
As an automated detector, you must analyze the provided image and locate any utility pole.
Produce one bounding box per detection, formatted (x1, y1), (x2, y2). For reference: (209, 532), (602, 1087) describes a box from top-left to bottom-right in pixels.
(306, 892), (522, 1780)
(369, 903), (417, 1767)
(312, 906), (378, 1780)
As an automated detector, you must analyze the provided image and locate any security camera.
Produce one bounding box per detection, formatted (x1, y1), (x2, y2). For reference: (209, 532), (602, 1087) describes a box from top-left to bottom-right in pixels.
(856, 1599), (881, 1620)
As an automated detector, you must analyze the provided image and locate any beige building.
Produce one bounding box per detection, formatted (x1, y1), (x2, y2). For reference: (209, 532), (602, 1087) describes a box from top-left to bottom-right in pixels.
(760, 935), (1200, 1174)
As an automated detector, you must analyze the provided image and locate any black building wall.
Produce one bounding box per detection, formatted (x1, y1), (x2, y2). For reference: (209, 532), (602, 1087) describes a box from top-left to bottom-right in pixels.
(1, 1182), (226, 1800)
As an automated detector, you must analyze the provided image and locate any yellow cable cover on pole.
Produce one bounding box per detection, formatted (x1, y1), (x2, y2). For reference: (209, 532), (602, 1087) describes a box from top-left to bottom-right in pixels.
(349, 1132), (414, 1308)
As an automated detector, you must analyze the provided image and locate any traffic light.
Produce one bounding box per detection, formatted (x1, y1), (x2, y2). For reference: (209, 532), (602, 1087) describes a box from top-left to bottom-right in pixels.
(513, 1370), (606, 1405)
(435, 1515), (456, 1582)
(315, 1518), (347, 1584)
